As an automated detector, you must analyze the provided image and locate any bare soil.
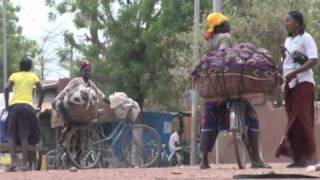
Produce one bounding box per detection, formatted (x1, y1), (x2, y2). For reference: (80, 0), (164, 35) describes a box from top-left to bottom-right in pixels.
(0, 163), (319, 180)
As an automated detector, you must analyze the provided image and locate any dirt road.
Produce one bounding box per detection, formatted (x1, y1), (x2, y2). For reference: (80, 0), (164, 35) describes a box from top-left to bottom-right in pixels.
(0, 163), (319, 180)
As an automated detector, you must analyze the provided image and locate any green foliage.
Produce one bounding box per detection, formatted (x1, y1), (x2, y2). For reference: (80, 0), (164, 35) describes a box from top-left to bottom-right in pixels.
(176, 0), (320, 103)
(0, 2), (40, 90)
(223, 0), (320, 99)
(46, 0), (207, 110)
(47, 0), (320, 110)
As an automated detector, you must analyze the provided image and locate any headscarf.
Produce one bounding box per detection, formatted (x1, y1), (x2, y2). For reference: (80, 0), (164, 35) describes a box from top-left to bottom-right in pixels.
(80, 59), (92, 71)
(204, 12), (228, 41)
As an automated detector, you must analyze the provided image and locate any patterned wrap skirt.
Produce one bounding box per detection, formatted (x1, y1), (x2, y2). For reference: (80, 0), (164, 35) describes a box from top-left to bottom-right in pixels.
(201, 100), (259, 132)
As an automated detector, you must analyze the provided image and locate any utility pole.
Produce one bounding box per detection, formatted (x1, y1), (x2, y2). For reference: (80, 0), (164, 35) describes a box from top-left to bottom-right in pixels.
(2, 0), (7, 90)
(190, 0), (200, 166)
(213, 0), (222, 12)
(213, 0), (224, 164)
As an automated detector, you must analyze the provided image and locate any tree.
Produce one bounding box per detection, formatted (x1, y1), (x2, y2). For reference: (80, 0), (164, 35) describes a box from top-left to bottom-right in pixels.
(222, 0), (320, 100)
(173, 0), (320, 105)
(46, 0), (107, 60)
(0, 3), (40, 89)
(46, 0), (210, 110)
(47, 0), (320, 110)
(103, 0), (197, 110)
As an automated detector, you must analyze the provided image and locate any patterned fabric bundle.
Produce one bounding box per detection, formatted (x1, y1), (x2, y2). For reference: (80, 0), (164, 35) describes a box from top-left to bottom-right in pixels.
(191, 42), (281, 100)
(62, 84), (100, 123)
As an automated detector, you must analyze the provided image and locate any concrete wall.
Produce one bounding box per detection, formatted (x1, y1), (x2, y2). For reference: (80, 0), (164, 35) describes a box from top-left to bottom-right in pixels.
(207, 102), (320, 164)
(210, 103), (290, 164)
(183, 102), (320, 164)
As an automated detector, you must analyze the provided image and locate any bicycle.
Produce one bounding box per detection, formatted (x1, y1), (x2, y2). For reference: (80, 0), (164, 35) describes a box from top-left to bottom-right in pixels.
(157, 112), (193, 167)
(158, 144), (191, 167)
(46, 147), (67, 170)
(227, 99), (248, 169)
(47, 119), (162, 169)
(89, 120), (162, 168)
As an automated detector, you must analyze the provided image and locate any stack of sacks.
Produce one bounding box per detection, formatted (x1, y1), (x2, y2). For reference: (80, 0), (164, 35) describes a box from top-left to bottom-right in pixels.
(190, 42), (282, 100)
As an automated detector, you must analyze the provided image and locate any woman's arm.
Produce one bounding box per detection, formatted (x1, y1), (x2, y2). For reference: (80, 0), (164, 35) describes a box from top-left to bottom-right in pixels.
(286, 59), (317, 82)
(294, 59), (317, 74)
(89, 80), (107, 101)
(53, 79), (77, 106)
(35, 81), (44, 109)
(4, 80), (13, 110)
(286, 34), (318, 81)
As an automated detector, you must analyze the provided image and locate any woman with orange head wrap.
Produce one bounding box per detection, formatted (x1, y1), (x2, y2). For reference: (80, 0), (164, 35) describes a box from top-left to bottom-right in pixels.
(203, 12), (232, 51)
(199, 13), (270, 169)
(204, 12), (229, 41)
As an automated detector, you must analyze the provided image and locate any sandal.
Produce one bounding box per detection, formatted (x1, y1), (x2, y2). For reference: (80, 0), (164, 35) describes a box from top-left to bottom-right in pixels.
(18, 166), (29, 172)
(5, 165), (17, 172)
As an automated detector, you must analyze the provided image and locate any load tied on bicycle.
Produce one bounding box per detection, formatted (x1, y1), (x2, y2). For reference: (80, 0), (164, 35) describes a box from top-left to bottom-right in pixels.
(47, 60), (162, 169)
(189, 13), (283, 169)
(2, 1), (320, 178)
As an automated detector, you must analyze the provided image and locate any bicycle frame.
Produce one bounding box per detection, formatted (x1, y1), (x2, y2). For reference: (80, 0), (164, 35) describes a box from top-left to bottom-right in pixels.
(56, 119), (162, 169)
(227, 98), (251, 169)
(91, 120), (133, 148)
(227, 99), (247, 134)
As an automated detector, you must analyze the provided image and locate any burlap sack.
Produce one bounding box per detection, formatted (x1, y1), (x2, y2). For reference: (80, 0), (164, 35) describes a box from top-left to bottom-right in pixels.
(97, 101), (119, 122)
(65, 104), (98, 123)
(51, 101), (120, 128)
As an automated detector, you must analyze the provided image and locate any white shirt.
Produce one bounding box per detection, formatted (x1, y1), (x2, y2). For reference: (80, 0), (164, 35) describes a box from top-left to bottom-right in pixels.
(283, 32), (318, 88)
(168, 131), (180, 153)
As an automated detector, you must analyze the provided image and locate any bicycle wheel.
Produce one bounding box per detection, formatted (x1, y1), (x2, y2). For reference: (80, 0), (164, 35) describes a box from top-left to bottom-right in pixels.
(46, 148), (67, 170)
(120, 124), (161, 168)
(27, 148), (42, 171)
(96, 144), (114, 168)
(65, 126), (101, 169)
(232, 131), (247, 169)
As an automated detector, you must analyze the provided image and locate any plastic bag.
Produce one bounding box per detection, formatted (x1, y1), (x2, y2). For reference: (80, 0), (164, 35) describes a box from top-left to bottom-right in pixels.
(0, 110), (8, 122)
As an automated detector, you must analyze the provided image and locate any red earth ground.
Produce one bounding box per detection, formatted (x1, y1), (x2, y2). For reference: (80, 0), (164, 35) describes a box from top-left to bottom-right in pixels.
(0, 163), (319, 180)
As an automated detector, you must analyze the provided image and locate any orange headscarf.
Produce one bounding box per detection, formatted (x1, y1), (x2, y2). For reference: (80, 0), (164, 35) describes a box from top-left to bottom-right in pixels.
(204, 12), (228, 41)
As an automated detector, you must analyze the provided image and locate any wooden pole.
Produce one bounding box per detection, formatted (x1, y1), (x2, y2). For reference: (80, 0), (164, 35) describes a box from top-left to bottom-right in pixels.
(190, 0), (200, 165)
(2, 0), (7, 90)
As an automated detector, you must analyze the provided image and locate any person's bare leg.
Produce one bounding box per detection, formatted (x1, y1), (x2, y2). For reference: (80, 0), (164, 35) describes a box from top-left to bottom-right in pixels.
(7, 139), (17, 171)
(246, 130), (271, 168)
(200, 130), (218, 169)
(20, 139), (29, 171)
(27, 151), (36, 169)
